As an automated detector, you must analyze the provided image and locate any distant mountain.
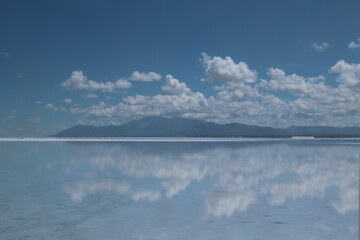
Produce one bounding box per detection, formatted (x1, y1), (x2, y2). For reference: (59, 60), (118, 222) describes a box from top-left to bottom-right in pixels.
(53, 116), (360, 138)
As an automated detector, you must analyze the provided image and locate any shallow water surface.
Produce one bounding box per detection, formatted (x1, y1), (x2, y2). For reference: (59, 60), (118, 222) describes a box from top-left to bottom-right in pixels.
(0, 139), (359, 239)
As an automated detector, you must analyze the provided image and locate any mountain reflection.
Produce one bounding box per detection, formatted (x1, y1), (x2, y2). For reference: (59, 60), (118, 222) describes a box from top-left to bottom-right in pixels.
(58, 141), (359, 217)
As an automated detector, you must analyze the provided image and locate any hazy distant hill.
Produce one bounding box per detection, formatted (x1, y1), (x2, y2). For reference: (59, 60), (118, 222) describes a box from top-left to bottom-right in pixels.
(53, 116), (360, 137)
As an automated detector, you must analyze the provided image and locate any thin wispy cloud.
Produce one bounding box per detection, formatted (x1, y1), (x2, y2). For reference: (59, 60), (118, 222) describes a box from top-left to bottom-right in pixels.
(131, 191), (161, 202)
(44, 103), (67, 113)
(63, 180), (130, 202)
(312, 42), (330, 52)
(27, 117), (40, 124)
(6, 109), (17, 121)
(0, 51), (10, 58)
(64, 98), (72, 104)
(348, 38), (360, 49)
(84, 93), (98, 98)
(18, 74), (27, 79)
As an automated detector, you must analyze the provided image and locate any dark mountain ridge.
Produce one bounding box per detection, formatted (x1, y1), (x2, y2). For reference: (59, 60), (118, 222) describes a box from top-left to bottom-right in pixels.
(53, 116), (360, 138)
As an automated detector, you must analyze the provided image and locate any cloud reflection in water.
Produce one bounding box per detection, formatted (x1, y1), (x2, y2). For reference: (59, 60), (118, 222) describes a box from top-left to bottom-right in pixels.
(60, 141), (359, 217)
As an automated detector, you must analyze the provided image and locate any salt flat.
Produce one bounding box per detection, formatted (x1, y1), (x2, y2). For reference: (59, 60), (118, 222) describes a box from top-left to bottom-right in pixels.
(0, 140), (358, 240)
(1, 137), (359, 142)
(0, 137), (284, 142)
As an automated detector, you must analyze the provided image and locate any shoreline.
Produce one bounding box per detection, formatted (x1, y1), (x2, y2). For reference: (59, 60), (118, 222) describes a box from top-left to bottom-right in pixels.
(0, 137), (360, 142)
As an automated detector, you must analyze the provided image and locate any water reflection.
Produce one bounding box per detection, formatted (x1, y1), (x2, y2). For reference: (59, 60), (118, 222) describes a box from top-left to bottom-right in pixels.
(63, 180), (130, 202)
(57, 141), (359, 217)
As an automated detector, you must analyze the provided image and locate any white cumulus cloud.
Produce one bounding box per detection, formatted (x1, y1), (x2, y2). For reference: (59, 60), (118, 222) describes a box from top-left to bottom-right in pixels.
(260, 68), (312, 96)
(216, 83), (259, 101)
(201, 53), (257, 83)
(88, 92), (208, 120)
(83, 64), (360, 127)
(129, 71), (161, 82)
(161, 74), (192, 95)
(330, 60), (360, 89)
(58, 55), (360, 128)
(61, 71), (131, 92)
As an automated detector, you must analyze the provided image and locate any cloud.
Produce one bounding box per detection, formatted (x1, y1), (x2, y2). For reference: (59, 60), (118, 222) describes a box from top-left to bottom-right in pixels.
(61, 71), (131, 92)
(44, 103), (67, 112)
(131, 191), (161, 201)
(307, 75), (325, 82)
(61, 70), (161, 93)
(260, 68), (312, 96)
(257, 68), (356, 120)
(58, 142), (359, 217)
(59, 55), (360, 128)
(64, 98), (72, 104)
(312, 42), (330, 52)
(84, 93), (98, 98)
(85, 78), (209, 121)
(330, 60), (360, 89)
(203, 53), (260, 102)
(205, 191), (257, 217)
(36, 100), (42, 104)
(201, 53), (257, 83)
(129, 71), (161, 82)
(84, 64), (360, 127)
(6, 109), (16, 121)
(18, 74), (27, 79)
(0, 52), (10, 58)
(348, 38), (360, 49)
(161, 74), (192, 95)
(27, 117), (40, 124)
(331, 188), (359, 214)
(88, 92), (208, 120)
(67, 101), (108, 115)
(45, 103), (54, 109)
(216, 83), (259, 101)
(63, 180), (130, 202)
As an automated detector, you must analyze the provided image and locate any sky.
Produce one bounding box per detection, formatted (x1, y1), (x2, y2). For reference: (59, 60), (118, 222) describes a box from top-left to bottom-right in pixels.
(0, 0), (360, 136)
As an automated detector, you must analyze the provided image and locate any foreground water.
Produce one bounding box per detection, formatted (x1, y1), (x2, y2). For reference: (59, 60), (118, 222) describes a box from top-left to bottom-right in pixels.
(0, 139), (358, 240)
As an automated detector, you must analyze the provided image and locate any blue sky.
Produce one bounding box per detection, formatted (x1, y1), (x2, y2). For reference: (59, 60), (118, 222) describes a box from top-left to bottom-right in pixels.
(1, 0), (360, 136)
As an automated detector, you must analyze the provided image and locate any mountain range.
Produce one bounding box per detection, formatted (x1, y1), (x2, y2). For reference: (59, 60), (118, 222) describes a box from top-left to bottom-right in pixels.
(52, 116), (360, 138)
